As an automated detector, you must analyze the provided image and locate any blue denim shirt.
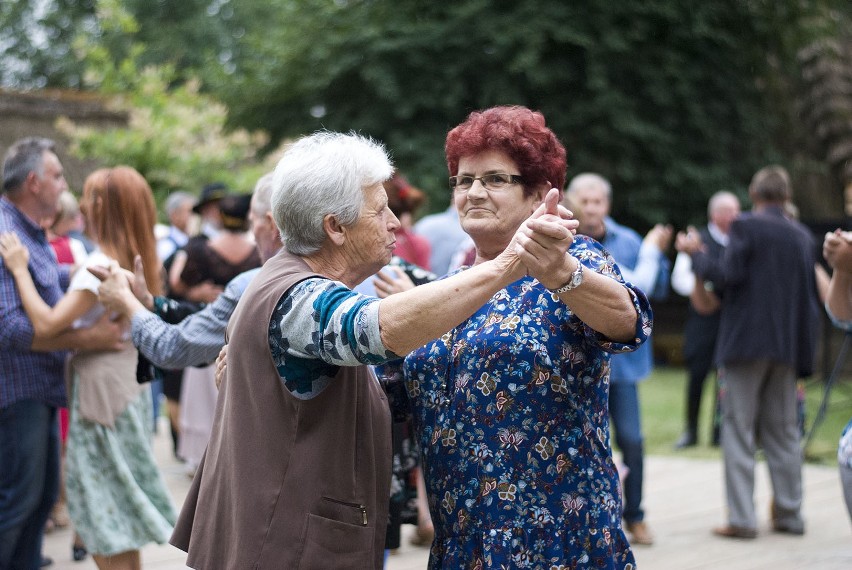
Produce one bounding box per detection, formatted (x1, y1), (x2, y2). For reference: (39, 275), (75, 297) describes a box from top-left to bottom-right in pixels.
(597, 217), (669, 384)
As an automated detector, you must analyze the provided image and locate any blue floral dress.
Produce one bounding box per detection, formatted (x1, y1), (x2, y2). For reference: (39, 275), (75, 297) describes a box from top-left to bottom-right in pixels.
(402, 236), (651, 569)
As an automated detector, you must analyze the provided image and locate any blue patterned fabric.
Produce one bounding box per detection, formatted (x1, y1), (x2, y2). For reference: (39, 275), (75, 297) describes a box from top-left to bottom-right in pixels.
(268, 277), (398, 399)
(403, 236), (650, 569)
(840, 419), (852, 471)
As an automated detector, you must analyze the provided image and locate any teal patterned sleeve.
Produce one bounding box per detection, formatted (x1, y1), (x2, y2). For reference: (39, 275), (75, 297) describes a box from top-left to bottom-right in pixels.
(268, 277), (399, 399)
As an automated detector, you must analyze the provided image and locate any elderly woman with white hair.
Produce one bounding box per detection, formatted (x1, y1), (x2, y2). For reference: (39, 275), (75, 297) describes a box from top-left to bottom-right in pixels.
(170, 131), (575, 570)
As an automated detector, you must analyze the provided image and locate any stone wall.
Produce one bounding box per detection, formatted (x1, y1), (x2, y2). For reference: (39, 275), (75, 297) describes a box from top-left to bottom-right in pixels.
(0, 89), (126, 192)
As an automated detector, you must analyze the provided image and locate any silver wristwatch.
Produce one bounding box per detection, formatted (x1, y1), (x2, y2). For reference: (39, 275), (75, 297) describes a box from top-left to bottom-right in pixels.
(551, 261), (584, 294)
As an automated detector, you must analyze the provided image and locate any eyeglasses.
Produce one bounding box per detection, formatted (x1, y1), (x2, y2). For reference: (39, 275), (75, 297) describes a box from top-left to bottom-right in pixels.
(448, 173), (524, 193)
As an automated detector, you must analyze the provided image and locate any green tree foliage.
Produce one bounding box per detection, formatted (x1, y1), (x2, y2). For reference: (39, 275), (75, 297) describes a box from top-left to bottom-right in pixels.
(4, 1), (849, 228)
(0, 0), (96, 88)
(55, 2), (273, 210)
(220, 0), (848, 229)
(0, 0), (239, 90)
(107, 0), (243, 88)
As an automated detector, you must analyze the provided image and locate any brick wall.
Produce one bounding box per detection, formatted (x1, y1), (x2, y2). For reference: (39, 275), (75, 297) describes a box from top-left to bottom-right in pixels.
(0, 89), (126, 192)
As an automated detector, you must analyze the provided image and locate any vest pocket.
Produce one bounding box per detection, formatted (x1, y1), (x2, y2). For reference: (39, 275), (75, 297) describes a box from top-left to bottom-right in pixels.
(318, 496), (368, 526)
(297, 512), (373, 569)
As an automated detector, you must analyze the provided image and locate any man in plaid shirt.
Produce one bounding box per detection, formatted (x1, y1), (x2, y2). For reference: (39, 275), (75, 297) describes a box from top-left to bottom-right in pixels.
(0, 137), (122, 570)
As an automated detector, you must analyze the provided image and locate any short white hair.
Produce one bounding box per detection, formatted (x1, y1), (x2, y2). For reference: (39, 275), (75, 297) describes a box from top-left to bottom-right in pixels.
(707, 190), (739, 217)
(164, 191), (196, 217)
(251, 172), (275, 217)
(271, 131), (393, 256)
(566, 172), (612, 201)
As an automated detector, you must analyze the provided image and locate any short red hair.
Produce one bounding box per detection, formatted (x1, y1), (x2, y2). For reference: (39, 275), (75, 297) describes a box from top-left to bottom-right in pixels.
(445, 106), (567, 194)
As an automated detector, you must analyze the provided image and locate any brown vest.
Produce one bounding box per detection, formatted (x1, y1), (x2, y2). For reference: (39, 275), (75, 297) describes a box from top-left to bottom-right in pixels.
(171, 250), (392, 569)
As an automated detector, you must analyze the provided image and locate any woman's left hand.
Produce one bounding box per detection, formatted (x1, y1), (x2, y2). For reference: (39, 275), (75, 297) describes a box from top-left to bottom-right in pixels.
(373, 266), (415, 298)
(0, 232), (30, 274)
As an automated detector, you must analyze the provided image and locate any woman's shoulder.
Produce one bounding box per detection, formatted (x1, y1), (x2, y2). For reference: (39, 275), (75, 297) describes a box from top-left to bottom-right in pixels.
(82, 250), (112, 267)
(70, 250), (113, 292)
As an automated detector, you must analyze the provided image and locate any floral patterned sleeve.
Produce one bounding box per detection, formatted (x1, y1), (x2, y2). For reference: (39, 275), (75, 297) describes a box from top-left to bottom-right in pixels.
(268, 277), (400, 399)
(571, 236), (653, 354)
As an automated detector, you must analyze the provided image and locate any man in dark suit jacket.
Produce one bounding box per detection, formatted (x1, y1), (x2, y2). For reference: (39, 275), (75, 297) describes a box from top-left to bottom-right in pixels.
(681, 165), (820, 539)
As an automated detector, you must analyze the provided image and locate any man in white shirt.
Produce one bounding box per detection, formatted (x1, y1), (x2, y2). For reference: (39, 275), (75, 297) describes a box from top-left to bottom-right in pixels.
(672, 190), (740, 449)
(156, 191), (196, 262)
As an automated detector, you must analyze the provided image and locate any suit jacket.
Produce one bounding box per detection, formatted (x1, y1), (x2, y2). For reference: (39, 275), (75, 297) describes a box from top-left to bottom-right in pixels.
(691, 205), (820, 377)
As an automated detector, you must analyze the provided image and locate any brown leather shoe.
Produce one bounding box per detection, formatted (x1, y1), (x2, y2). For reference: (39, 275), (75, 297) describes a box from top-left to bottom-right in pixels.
(712, 525), (758, 539)
(769, 500), (804, 535)
(771, 521), (805, 536)
(626, 520), (654, 545)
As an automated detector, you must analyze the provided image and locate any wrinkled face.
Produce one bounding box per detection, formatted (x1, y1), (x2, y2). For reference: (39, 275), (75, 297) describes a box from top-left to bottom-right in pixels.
(35, 151), (67, 220)
(454, 150), (543, 251)
(170, 200), (194, 233)
(342, 182), (400, 275)
(249, 196), (280, 263)
(570, 182), (610, 238)
(710, 197), (740, 235)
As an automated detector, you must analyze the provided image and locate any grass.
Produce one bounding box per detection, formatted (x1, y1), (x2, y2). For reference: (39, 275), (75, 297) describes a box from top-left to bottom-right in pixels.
(637, 365), (852, 465)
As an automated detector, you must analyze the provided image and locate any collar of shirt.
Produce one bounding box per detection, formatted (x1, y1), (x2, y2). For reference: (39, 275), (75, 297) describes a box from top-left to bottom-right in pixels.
(707, 222), (728, 247)
(1, 196), (48, 243)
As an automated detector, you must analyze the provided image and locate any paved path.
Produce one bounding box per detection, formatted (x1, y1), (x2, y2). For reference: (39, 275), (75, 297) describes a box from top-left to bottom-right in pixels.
(43, 420), (852, 569)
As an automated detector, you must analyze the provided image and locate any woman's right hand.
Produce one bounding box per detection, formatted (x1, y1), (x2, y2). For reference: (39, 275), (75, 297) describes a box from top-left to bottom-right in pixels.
(215, 344), (228, 389)
(0, 232), (30, 275)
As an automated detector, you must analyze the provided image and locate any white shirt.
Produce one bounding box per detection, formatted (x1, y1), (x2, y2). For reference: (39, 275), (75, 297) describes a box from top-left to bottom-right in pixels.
(671, 222), (729, 296)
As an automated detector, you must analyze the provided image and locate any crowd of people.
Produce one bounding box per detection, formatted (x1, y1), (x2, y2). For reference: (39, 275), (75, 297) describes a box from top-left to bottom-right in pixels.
(0, 102), (849, 570)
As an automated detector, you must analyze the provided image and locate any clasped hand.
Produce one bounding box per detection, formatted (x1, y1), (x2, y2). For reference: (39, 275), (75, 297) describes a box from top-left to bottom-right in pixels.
(823, 229), (852, 273)
(675, 226), (704, 255)
(88, 255), (153, 314)
(511, 188), (579, 288)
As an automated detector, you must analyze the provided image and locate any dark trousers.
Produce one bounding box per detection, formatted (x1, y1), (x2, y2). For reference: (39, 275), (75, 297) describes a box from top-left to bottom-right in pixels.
(0, 401), (60, 570)
(682, 311), (720, 440)
(684, 339), (717, 439)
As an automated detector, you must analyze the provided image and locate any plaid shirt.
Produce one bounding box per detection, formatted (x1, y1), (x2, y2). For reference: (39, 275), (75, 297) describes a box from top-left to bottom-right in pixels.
(0, 196), (69, 409)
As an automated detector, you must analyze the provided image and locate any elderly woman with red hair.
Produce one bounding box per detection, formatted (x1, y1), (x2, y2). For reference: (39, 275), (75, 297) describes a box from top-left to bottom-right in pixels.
(399, 106), (651, 569)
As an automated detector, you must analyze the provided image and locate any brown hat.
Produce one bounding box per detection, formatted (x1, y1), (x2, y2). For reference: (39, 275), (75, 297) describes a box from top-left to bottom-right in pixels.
(218, 193), (252, 231)
(192, 182), (229, 214)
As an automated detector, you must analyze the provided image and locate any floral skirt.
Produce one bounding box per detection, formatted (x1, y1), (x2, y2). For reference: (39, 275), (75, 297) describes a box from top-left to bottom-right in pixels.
(66, 378), (176, 555)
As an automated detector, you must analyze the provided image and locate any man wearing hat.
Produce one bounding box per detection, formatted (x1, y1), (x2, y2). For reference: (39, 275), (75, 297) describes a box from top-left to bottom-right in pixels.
(193, 182), (228, 240)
